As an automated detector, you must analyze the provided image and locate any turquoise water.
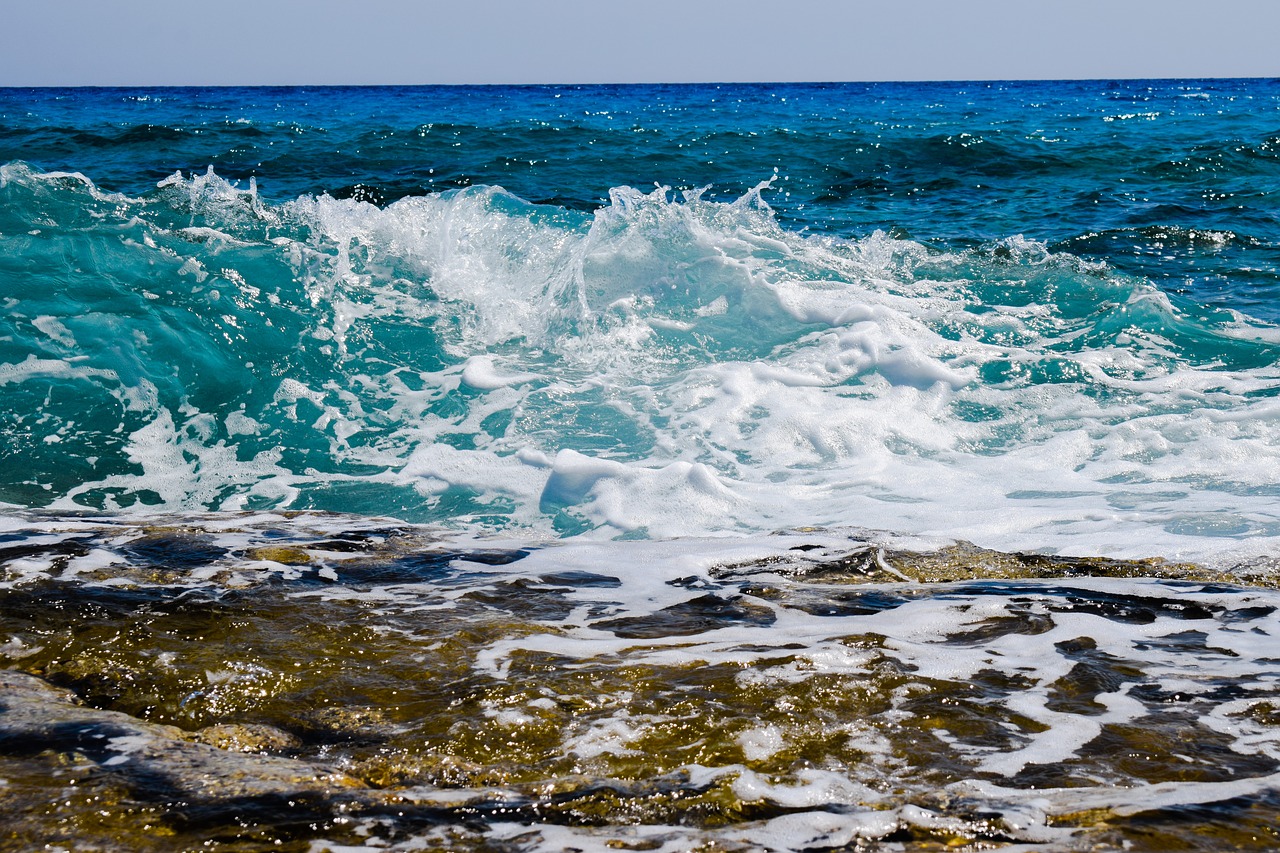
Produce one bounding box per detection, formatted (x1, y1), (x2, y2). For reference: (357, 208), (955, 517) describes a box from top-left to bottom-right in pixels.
(4, 81), (1280, 851)
(3, 81), (1280, 560)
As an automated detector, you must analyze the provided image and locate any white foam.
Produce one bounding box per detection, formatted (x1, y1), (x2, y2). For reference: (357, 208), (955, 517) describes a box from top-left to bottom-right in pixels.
(0, 354), (119, 387)
(8, 166), (1280, 562)
(736, 726), (785, 761)
(959, 770), (1280, 818)
(452, 540), (1280, 786)
(459, 355), (540, 390)
(50, 407), (296, 514)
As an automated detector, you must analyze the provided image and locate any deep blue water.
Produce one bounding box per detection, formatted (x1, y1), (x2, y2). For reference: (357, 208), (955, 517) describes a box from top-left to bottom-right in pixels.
(2, 80), (1279, 559)
(5, 81), (1279, 316)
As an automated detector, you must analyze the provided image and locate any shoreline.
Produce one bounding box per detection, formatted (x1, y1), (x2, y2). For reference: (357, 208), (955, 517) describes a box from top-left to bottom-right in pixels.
(2, 512), (1278, 849)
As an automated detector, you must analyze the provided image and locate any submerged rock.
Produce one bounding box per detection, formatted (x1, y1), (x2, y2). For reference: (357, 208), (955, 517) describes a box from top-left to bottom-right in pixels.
(0, 669), (359, 800)
(2, 517), (1280, 850)
(188, 722), (302, 753)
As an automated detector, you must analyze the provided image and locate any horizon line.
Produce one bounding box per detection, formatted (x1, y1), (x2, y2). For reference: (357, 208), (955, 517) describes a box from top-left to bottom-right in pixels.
(3, 75), (1278, 90)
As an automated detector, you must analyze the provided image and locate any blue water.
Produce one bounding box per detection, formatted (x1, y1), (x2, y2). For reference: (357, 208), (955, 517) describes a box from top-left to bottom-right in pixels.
(3, 80), (1280, 561)
(6, 82), (1280, 852)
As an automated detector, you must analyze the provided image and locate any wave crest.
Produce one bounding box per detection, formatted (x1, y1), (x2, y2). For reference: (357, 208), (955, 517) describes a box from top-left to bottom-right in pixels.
(2, 164), (1279, 561)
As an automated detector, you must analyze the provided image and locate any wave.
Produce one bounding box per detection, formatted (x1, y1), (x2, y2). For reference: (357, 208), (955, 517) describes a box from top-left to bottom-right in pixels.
(2, 162), (1280, 562)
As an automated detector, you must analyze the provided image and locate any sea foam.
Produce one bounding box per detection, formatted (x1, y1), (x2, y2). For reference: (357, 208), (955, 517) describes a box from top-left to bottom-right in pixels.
(2, 163), (1279, 561)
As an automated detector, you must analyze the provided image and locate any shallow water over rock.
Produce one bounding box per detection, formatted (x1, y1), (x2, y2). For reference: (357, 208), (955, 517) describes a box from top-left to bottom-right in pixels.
(1, 513), (1278, 850)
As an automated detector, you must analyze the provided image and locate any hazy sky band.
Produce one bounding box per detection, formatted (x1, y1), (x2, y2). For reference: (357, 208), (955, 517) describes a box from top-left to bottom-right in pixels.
(5, 0), (1278, 87)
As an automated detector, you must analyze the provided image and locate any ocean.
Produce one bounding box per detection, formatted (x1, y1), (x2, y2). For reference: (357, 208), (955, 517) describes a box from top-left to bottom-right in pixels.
(1, 80), (1279, 850)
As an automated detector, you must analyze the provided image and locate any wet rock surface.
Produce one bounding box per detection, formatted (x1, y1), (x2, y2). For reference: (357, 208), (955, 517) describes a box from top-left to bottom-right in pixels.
(0, 515), (1278, 850)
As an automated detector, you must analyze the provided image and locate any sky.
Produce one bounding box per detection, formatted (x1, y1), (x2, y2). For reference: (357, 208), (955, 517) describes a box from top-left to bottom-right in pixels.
(4, 0), (1278, 86)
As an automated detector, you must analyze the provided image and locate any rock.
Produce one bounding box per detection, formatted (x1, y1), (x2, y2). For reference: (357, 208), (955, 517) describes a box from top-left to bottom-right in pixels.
(0, 669), (359, 800)
(188, 722), (302, 753)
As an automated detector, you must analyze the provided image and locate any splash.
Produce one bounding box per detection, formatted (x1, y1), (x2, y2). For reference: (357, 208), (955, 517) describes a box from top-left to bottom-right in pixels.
(2, 163), (1279, 562)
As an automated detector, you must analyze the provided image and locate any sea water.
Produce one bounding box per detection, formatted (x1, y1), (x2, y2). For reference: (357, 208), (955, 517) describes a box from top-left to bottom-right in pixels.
(1, 81), (1279, 850)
